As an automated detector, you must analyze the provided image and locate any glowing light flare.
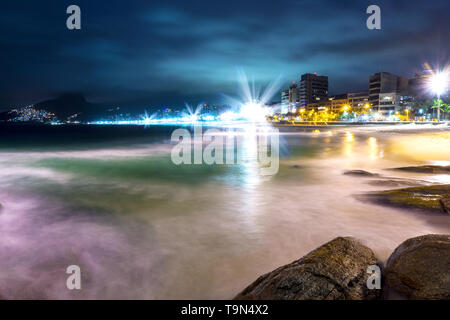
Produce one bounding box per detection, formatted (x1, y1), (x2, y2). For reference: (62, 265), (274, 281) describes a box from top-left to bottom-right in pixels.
(222, 69), (282, 125)
(429, 70), (448, 96)
(219, 111), (238, 121)
(141, 111), (156, 125)
(181, 103), (204, 123)
(239, 101), (272, 123)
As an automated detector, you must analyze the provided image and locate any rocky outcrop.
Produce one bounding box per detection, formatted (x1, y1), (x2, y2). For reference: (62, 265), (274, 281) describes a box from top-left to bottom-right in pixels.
(389, 165), (450, 174)
(234, 237), (381, 300)
(440, 196), (450, 214)
(384, 234), (450, 300)
(360, 184), (450, 214)
(343, 170), (379, 177)
(366, 179), (425, 188)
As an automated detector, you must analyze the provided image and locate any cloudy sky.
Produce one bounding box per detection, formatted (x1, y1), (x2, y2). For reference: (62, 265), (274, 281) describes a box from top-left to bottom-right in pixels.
(0, 0), (448, 111)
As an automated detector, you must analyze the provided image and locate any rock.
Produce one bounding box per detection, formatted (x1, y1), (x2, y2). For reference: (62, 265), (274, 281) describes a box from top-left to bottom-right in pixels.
(360, 184), (450, 214)
(366, 179), (424, 188)
(389, 165), (450, 174)
(343, 170), (379, 177)
(384, 234), (450, 300)
(234, 237), (381, 300)
(440, 196), (450, 214)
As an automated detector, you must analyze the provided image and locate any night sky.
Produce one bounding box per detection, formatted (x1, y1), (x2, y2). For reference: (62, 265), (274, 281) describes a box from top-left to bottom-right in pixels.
(1, 0), (448, 112)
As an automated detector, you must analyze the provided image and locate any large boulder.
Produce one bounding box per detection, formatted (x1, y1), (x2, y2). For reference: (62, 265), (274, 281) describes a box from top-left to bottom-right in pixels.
(384, 234), (450, 300)
(234, 237), (381, 300)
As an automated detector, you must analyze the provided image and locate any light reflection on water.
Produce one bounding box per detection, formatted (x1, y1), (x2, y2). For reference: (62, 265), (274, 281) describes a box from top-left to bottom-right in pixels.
(368, 137), (379, 161)
(0, 126), (449, 299)
(343, 131), (354, 157)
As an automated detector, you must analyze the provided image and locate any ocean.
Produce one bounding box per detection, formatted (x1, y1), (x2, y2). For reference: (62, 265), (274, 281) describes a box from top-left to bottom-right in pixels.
(0, 123), (449, 299)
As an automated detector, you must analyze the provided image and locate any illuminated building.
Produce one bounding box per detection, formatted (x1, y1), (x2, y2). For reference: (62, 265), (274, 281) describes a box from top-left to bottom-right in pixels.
(369, 72), (409, 115)
(298, 73), (328, 107)
(348, 92), (370, 111)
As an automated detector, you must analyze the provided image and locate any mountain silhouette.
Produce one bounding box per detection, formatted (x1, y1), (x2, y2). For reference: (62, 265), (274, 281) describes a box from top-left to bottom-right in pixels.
(35, 93), (106, 121)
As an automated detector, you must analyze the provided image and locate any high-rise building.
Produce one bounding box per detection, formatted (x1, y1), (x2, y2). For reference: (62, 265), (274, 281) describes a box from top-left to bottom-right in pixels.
(281, 82), (301, 112)
(288, 83), (300, 105)
(281, 89), (290, 105)
(369, 72), (409, 115)
(299, 73), (328, 106)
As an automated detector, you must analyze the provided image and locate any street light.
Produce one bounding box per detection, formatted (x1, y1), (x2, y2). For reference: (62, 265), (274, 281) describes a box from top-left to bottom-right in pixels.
(429, 70), (448, 121)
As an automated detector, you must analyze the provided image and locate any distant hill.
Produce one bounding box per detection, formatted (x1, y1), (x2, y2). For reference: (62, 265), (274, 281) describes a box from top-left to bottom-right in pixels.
(34, 93), (106, 121)
(0, 93), (107, 123)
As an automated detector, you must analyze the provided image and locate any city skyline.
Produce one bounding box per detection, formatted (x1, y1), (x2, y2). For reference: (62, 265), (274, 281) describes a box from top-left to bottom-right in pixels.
(1, 0), (448, 112)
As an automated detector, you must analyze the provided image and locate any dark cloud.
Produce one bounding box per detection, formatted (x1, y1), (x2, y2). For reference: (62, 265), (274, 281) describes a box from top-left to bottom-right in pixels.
(0, 0), (448, 111)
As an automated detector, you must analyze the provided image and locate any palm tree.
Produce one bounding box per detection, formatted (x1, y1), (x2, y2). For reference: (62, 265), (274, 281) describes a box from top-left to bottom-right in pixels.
(410, 97), (431, 119)
(432, 98), (449, 120)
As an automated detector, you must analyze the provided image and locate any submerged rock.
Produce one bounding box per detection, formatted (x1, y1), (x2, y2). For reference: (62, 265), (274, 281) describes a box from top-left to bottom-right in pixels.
(343, 170), (379, 177)
(234, 237), (381, 300)
(440, 196), (450, 214)
(388, 165), (450, 174)
(384, 234), (450, 300)
(366, 179), (425, 188)
(360, 184), (450, 214)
